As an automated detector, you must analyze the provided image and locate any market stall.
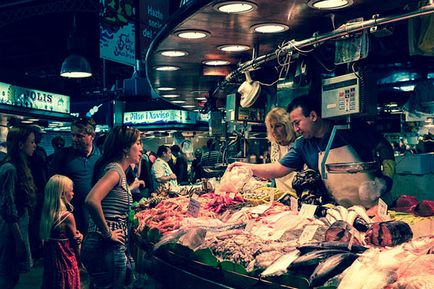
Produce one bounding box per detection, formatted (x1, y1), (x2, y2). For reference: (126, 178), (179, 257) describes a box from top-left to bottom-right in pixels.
(130, 168), (434, 289)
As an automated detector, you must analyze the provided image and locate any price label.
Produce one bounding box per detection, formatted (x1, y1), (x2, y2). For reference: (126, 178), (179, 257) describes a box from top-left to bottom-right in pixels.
(290, 197), (298, 212)
(378, 198), (388, 220)
(299, 225), (319, 244)
(187, 197), (201, 217)
(229, 192), (236, 199)
(298, 204), (317, 219)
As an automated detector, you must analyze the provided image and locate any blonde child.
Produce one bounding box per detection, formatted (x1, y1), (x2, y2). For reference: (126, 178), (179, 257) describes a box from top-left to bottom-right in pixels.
(40, 175), (83, 289)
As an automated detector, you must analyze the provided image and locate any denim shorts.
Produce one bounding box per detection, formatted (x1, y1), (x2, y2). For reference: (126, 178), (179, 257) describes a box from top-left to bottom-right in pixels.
(81, 232), (127, 289)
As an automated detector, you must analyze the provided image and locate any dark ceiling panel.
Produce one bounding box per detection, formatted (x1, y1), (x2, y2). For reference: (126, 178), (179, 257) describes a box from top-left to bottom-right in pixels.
(0, 0), (430, 120)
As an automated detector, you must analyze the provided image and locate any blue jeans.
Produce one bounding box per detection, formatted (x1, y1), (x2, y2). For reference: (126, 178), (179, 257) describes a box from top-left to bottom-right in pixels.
(81, 232), (127, 289)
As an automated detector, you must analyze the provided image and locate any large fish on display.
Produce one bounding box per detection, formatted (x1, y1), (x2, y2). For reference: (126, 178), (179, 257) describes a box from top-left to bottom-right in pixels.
(297, 241), (367, 255)
(309, 252), (358, 287)
(290, 249), (349, 269)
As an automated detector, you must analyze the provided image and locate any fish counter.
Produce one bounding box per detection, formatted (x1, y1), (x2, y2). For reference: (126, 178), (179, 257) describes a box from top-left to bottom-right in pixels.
(130, 179), (434, 289)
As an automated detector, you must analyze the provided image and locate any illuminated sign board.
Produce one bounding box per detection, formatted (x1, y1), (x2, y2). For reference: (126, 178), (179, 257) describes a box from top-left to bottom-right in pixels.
(139, 0), (169, 57)
(99, 0), (136, 66)
(124, 110), (197, 125)
(0, 82), (70, 113)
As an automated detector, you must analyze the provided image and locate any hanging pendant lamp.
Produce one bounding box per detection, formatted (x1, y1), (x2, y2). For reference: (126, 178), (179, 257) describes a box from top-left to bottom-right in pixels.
(60, 54), (92, 78)
(60, 14), (92, 78)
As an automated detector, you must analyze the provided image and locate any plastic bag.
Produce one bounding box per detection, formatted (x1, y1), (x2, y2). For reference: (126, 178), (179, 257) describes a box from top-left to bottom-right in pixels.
(217, 166), (253, 193)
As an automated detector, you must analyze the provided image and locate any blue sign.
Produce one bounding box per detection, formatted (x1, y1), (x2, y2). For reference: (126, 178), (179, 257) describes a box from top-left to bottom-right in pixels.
(124, 110), (197, 125)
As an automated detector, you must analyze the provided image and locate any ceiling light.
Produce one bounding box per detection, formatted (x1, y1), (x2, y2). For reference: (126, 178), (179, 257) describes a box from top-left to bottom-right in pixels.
(195, 97), (207, 101)
(182, 105), (196, 108)
(307, 0), (353, 10)
(21, 120), (34, 124)
(154, 65), (180, 71)
(218, 44), (251, 52)
(171, 100), (186, 104)
(176, 30), (210, 39)
(385, 102), (398, 108)
(213, 1), (257, 14)
(238, 71), (261, 107)
(60, 54), (92, 78)
(252, 23), (289, 33)
(162, 94), (180, 98)
(393, 85), (415, 92)
(202, 60), (231, 66)
(157, 87), (176, 91)
(159, 50), (188, 57)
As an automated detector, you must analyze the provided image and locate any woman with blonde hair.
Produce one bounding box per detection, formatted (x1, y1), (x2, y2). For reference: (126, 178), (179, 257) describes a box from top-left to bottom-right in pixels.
(40, 174), (82, 289)
(265, 107), (297, 192)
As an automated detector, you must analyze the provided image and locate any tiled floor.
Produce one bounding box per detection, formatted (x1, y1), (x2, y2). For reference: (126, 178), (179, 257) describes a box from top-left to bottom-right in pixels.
(16, 258), (161, 289)
(16, 258), (91, 289)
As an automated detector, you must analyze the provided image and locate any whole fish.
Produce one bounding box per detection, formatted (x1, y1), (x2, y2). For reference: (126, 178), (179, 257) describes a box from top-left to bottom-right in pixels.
(309, 252), (358, 287)
(290, 249), (349, 269)
(297, 241), (367, 255)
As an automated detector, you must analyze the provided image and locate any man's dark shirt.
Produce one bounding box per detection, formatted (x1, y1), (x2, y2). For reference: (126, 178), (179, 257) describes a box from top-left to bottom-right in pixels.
(48, 145), (100, 233)
(174, 155), (188, 184)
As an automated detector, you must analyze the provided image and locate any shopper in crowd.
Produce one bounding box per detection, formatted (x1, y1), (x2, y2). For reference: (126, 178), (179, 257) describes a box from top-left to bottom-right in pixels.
(229, 94), (396, 208)
(190, 148), (203, 182)
(49, 117), (100, 235)
(0, 125), (36, 289)
(265, 107), (297, 192)
(147, 150), (157, 163)
(47, 135), (65, 164)
(151, 145), (178, 191)
(0, 140), (7, 162)
(171, 144), (188, 185)
(201, 138), (222, 167)
(126, 161), (146, 202)
(40, 175), (83, 289)
(139, 148), (153, 196)
(82, 125), (143, 289)
(95, 132), (106, 154)
(28, 125), (48, 261)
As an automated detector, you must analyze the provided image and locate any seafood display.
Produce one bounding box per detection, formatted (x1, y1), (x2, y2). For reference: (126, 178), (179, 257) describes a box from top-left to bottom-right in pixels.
(132, 176), (434, 289)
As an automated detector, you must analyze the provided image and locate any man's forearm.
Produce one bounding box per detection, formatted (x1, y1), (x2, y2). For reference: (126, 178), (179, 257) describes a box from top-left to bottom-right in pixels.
(250, 162), (294, 179)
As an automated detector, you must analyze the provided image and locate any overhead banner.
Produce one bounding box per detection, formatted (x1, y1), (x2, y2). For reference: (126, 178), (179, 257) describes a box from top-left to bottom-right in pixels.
(100, 0), (136, 66)
(0, 81), (70, 113)
(124, 110), (197, 125)
(139, 0), (170, 60)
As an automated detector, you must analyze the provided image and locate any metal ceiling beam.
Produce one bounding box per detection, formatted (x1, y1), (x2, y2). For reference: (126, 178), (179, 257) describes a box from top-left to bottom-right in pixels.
(0, 0), (98, 28)
(216, 3), (434, 96)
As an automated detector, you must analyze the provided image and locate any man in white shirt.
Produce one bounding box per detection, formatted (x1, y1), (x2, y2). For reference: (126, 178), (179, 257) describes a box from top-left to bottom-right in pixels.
(151, 145), (178, 191)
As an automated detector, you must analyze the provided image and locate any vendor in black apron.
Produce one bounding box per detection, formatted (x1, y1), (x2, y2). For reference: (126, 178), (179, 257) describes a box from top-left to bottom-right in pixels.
(229, 95), (395, 208)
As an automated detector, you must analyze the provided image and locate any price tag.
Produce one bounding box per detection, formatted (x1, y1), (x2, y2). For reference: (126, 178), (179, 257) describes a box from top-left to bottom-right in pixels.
(378, 198), (388, 220)
(229, 192), (236, 199)
(290, 197), (298, 212)
(299, 225), (319, 244)
(187, 197), (201, 217)
(298, 204), (317, 219)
